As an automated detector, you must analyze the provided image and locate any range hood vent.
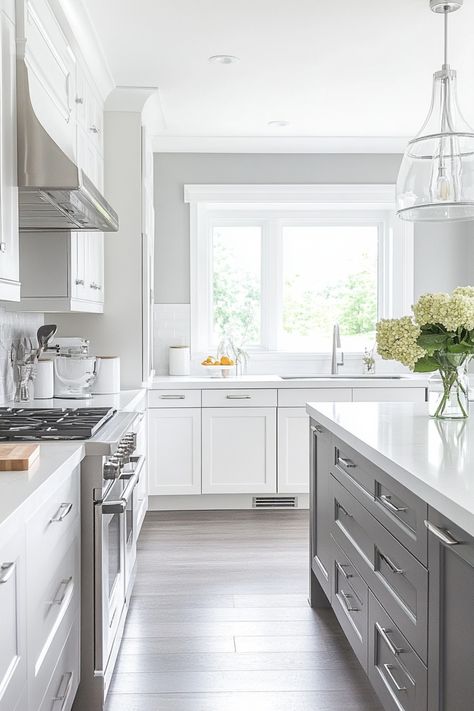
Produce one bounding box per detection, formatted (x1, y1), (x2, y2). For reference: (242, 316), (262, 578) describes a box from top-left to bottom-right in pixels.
(16, 61), (118, 233)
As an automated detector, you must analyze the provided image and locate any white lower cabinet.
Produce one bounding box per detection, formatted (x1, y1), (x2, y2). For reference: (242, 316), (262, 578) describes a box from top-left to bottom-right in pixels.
(202, 407), (276, 494)
(148, 408), (201, 495)
(278, 408), (310, 494)
(0, 525), (27, 711)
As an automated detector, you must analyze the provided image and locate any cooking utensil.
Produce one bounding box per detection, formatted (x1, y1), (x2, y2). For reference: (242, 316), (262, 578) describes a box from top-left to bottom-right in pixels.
(35, 324), (57, 360)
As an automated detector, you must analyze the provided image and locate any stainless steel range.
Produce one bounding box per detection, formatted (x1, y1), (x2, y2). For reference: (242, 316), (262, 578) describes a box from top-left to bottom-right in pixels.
(0, 404), (145, 710)
(73, 409), (146, 710)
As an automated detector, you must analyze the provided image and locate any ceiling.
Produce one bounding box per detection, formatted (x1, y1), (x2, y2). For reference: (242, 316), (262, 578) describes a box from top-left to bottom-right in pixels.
(80, 0), (474, 152)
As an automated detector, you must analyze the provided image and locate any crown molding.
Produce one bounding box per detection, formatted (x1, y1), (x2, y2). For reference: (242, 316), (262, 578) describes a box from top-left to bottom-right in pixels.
(152, 135), (408, 154)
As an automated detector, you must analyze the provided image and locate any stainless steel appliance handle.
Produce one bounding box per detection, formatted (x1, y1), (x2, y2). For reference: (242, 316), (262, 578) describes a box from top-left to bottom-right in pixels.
(0, 561), (15, 584)
(102, 470), (140, 514)
(52, 671), (73, 709)
(383, 663), (407, 692)
(50, 502), (73, 523)
(379, 494), (407, 513)
(376, 622), (403, 656)
(424, 520), (461, 546)
(119, 454), (145, 480)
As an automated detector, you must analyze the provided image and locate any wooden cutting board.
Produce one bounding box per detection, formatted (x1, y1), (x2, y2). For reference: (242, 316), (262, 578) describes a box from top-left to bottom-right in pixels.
(0, 444), (40, 471)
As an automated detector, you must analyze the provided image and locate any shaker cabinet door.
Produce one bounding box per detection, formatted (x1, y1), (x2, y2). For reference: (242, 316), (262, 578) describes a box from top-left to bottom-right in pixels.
(202, 408), (276, 494)
(278, 408), (309, 493)
(427, 510), (474, 711)
(147, 408), (201, 495)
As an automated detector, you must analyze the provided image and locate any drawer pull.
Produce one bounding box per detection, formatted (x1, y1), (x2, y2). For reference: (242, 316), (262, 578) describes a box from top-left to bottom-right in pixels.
(379, 551), (405, 575)
(311, 425), (324, 434)
(338, 456), (357, 469)
(424, 520), (461, 546)
(379, 494), (408, 513)
(226, 394), (251, 399)
(376, 622), (404, 656)
(48, 577), (73, 607)
(336, 561), (354, 579)
(0, 561), (15, 584)
(338, 503), (353, 519)
(52, 671), (73, 709)
(159, 394), (185, 399)
(340, 589), (359, 612)
(50, 502), (73, 523)
(383, 663), (407, 692)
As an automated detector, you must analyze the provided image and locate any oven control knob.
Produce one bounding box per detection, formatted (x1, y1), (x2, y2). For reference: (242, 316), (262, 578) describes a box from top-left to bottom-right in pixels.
(103, 459), (120, 479)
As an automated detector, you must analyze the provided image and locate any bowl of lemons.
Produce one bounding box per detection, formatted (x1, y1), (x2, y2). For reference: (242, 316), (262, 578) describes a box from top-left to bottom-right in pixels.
(201, 355), (235, 378)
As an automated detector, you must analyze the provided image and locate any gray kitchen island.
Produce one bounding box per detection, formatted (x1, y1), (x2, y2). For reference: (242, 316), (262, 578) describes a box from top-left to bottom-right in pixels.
(306, 401), (474, 711)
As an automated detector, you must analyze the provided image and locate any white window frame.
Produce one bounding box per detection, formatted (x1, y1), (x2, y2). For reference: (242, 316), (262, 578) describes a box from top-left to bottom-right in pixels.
(185, 184), (414, 357)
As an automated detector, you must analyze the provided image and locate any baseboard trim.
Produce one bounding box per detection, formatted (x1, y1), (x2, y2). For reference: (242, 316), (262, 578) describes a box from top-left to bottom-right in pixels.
(148, 493), (309, 511)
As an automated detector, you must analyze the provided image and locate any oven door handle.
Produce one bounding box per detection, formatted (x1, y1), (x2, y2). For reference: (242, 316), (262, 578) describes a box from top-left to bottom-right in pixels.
(102, 469), (140, 514)
(119, 454), (145, 480)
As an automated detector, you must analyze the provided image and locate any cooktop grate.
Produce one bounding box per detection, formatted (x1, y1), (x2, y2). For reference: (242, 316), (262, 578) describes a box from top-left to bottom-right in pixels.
(0, 407), (116, 440)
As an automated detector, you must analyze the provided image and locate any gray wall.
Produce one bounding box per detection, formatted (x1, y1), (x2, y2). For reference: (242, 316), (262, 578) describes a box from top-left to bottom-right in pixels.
(154, 152), (474, 304)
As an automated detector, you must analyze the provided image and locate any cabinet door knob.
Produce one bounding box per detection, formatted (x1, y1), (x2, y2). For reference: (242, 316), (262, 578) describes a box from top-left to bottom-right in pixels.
(75, 97), (84, 104)
(75, 278), (85, 286)
(0, 242), (6, 253)
(89, 125), (100, 134)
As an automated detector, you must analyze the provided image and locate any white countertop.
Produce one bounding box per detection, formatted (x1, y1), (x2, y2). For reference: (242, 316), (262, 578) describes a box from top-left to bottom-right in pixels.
(306, 401), (474, 537)
(0, 442), (84, 532)
(151, 374), (429, 390)
(5, 389), (146, 412)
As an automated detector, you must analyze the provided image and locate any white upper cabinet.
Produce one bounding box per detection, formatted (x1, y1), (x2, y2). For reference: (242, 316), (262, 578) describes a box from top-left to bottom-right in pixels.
(15, 0), (76, 160)
(0, 7), (20, 301)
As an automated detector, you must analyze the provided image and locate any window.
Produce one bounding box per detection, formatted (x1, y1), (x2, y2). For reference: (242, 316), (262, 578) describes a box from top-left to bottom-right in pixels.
(187, 185), (414, 356)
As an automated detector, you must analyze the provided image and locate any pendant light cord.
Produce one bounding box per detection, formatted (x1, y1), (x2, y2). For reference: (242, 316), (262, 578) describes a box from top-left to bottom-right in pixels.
(444, 7), (449, 67)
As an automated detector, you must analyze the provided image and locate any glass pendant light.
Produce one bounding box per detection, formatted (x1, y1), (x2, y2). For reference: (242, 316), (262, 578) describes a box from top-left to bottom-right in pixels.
(397, 0), (474, 222)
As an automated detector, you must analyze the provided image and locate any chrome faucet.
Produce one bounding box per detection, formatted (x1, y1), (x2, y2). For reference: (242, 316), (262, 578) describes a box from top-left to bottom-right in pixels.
(331, 323), (344, 375)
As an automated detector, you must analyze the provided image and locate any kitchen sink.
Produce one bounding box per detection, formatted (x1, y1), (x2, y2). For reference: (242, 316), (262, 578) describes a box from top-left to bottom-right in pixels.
(279, 375), (406, 380)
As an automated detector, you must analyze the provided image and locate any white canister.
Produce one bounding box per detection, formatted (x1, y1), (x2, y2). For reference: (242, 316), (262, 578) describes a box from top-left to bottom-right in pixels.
(169, 346), (190, 376)
(34, 359), (54, 399)
(92, 356), (121, 394)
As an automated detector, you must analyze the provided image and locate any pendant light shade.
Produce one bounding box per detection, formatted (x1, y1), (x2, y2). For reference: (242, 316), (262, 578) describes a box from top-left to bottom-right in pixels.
(396, 1), (474, 222)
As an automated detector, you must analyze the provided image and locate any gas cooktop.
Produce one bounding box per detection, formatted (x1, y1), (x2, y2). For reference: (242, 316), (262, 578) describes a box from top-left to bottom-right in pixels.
(0, 407), (116, 441)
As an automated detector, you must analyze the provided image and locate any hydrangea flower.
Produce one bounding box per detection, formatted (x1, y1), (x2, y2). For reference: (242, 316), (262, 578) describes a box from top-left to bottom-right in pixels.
(413, 291), (474, 331)
(376, 317), (425, 370)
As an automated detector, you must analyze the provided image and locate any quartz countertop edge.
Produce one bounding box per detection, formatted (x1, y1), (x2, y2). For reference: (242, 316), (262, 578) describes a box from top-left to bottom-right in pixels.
(151, 374), (429, 389)
(306, 401), (474, 537)
(0, 443), (85, 534)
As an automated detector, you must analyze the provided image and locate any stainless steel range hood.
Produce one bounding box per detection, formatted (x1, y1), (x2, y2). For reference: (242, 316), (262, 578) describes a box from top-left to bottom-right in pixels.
(17, 61), (119, 233)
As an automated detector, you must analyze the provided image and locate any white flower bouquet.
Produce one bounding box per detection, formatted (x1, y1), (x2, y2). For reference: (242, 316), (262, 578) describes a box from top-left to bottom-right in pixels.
(376, 287), (474, 419)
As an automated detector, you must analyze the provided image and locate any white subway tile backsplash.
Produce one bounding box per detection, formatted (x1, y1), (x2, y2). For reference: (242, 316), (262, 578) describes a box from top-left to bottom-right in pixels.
(154, 304), (190, 375)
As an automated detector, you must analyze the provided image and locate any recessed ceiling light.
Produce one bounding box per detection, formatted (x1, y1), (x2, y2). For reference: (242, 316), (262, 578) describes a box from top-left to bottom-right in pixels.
(208, 55), (239, 65)
(268, 120), (290, 127)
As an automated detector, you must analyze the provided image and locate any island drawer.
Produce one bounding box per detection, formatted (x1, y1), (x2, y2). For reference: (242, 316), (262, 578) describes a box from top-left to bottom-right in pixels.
(331, 539), (368, 670)
(148, 389), (202, 407)
(202, 389), (277, 407)
(331, 475), (428, 663)
(333, 437), (428, 565)
(38, 615), (80, 711)
(368, 592), (427, 711)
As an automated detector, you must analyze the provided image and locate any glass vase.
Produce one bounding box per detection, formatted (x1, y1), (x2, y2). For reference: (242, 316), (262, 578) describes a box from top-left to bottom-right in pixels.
(428, 354), (470, 420)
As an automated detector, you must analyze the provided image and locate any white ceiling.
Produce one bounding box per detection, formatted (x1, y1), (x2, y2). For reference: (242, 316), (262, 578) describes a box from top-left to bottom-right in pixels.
(80, 0), (474, 151)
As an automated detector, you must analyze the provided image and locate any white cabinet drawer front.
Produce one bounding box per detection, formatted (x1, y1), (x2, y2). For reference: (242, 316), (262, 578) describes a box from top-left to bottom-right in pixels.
(148, 389), (201, 408)
(352, 387), (427, 403)
(0, 529), (26, 711)
(27, 467), (79, 566)
(148, 408), (201, 495)
(202, 408), (277, 494)
(29, 536), (79, 681)
(278, 408), (310, 494)
(202, 389), (277, 408)
(278, 388), (352, 407)
(38, 615), (80, 711)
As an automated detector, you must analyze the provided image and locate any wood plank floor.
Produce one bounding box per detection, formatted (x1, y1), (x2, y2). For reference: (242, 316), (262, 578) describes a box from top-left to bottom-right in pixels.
(106, 510), (383, 711)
